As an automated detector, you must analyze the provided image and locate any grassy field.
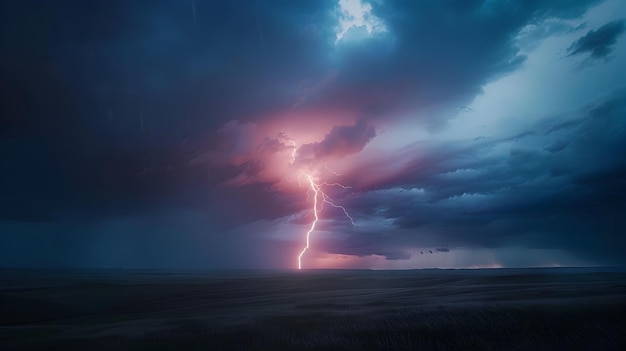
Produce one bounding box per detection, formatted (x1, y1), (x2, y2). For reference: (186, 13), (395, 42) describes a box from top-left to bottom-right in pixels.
(1, 268), (625, 350)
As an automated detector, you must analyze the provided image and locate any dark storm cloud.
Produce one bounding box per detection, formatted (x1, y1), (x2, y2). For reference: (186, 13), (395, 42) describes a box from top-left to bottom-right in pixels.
(1, 0), (337, 222)
(0, 0), (618, 268)
(305, 0), (603, 125)
(315, 231), (413, 260)
(1, 0), (603, 223)
(295, 120), (376, 166)
(544, 140), (568, 153)
(194, 0), (606, 188)
(567, 19), (625, 59)
(334, 87), (626, 263)
(516, 20), (587, 51)
(189, 121), (274, 167)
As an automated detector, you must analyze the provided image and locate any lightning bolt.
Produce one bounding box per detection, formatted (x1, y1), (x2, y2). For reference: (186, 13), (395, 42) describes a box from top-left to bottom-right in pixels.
(290, 141), (356, 270)
(320, 192), (356, 227)
(321, 182), (352, 190)
(297, 174), (320, 270)
(289, 140), (297, 162)
(324, 162), (343, 176)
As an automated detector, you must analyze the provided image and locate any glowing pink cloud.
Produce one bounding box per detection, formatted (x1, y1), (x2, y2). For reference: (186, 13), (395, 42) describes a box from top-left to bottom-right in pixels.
(196, 115), (378, 269)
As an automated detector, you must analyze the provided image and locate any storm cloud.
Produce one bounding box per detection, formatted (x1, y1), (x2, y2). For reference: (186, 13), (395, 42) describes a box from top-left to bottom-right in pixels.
(324, 88), (626, 264)
(1, 0), (624, 269)
(295, 121), (376, 167)
(567, 19), (625, 58)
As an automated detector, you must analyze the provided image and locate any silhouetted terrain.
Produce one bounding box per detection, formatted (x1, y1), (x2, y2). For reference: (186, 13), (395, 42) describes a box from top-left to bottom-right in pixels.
(1, 267), (625, 350)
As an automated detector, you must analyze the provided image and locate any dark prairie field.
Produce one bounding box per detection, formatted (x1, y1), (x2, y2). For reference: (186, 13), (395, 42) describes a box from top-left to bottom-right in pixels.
(1, 268), (625, 350)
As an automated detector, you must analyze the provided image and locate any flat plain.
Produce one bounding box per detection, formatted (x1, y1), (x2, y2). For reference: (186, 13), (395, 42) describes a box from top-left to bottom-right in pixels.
(1, 267), (625, 350)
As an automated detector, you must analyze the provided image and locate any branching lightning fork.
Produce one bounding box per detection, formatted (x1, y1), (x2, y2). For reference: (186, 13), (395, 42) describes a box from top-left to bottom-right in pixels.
(290, 141), (356, 270)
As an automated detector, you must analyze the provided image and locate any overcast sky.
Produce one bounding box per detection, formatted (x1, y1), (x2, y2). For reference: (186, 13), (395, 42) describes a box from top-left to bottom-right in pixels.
(1, 0), (625, 269)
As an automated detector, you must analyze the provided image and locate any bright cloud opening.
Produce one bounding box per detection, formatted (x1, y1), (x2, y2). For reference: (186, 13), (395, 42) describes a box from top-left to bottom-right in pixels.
(335, 0), (387, 43)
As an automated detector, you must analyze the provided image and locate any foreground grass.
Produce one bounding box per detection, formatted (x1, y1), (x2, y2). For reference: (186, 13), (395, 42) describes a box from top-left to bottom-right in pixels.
(9, 305), (625, 351)
(2, 268), (625, 350)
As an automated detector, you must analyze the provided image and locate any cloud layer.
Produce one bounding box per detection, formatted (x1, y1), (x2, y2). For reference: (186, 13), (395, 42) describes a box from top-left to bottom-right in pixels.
(567, 19), (625, 58)
(1, 0), (624, 268)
